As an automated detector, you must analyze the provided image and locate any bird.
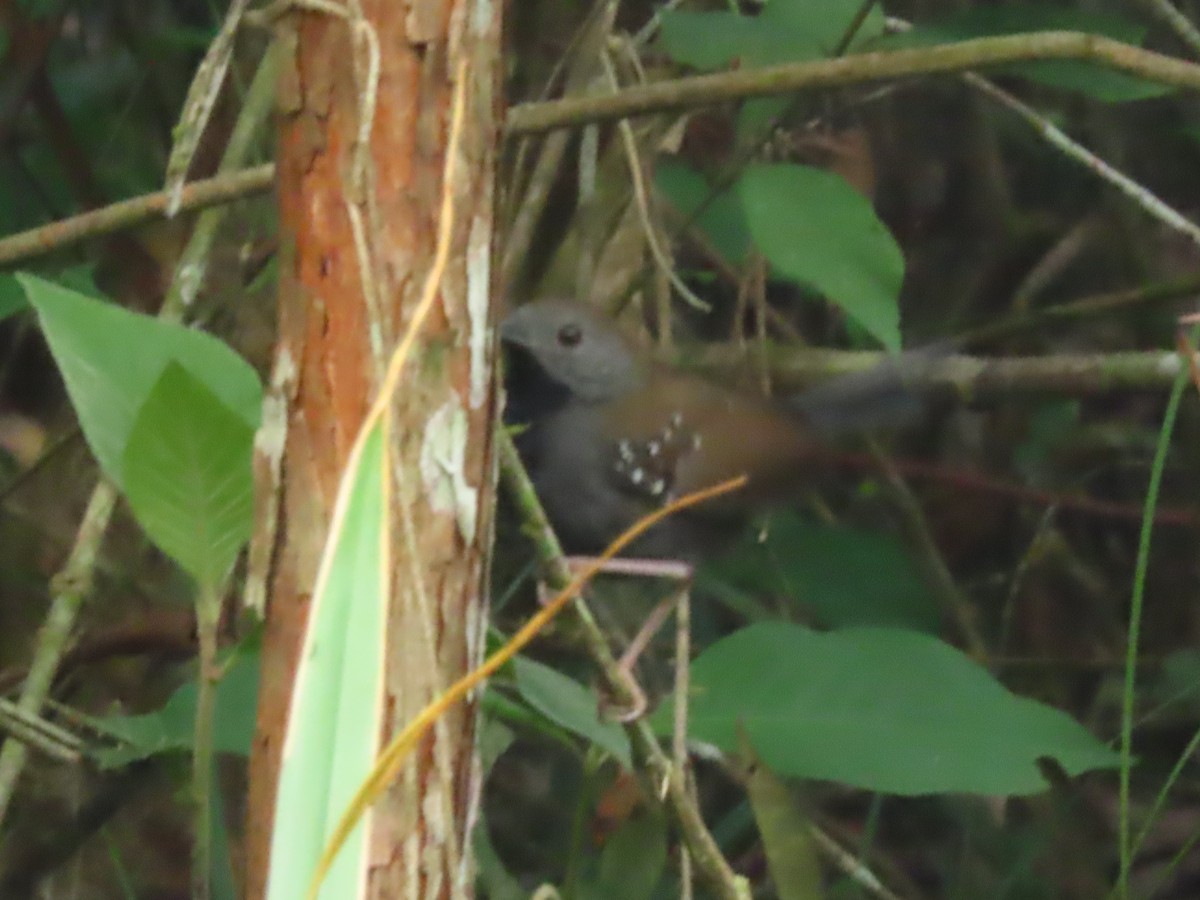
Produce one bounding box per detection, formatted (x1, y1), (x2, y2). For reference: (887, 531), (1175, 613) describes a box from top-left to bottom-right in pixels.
(501, 299), (869, 561)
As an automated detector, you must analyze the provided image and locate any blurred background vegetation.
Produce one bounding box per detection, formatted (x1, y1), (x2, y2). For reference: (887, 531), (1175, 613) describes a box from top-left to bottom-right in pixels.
(2, 0), (1200, 897)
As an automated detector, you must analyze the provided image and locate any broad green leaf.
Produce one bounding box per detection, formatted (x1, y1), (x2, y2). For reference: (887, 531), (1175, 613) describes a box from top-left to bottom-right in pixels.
(267, 424), (387, 900)
(654, 622), (1120, 795)
(660, 0), (885, 70)
(762, 0), (887, 52)
(738, 164), (903, 350)
(889, 6), (1167, 103)
(123, 362), (254, 588)
(17, 273), (261, 485)
(660, 11), (824, 69)
(513, 656), (631, 768)
(655, 161), (752, 267)
(699, 515), (940, 632)
(93, 648), (260, 767)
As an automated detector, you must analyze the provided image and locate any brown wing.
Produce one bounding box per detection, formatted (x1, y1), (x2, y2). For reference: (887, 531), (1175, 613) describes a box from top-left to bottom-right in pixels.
(602, 370), (825, 507)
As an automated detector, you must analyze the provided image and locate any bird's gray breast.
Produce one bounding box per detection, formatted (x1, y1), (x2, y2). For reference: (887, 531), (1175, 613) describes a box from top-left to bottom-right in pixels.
(524, 404), (653, 555)
(524, 403), (729, 558)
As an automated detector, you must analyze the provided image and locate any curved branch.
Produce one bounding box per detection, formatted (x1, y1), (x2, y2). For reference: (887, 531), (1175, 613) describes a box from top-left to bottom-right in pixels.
(690, 347), (1195, 399)
(0, 164), (275, 267)
(507, 32), (1200, 135)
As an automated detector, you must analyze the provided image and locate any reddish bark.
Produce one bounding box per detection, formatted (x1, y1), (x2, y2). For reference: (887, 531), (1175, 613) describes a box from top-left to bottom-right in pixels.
(244, 3), (501, 896)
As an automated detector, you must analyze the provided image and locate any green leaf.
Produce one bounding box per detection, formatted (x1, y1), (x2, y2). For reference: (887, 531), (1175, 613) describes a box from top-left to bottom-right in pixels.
(654, 622), (1120, 796)
(655, 161), (752, 267)
(738, 164), (903, 349)
(94, 648), (260, 767)
(761, 0), (887, 53)
(699, 514), (941, 632)
(660, 0), (885, 70)
(513, 656), (631, 768)
(660, 11), (824, 69)
(889, 6), (1167, 103)
(17, 273), (261, 485)
(267, 424), (388, 900)
(123, 362), (254, 588)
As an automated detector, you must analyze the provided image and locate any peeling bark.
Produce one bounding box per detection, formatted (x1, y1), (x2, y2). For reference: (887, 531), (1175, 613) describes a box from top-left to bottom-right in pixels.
(244, 3), (501, 896)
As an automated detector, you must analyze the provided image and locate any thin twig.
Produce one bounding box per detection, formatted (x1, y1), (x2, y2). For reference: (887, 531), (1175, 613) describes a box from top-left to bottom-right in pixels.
(673, 585), (693, 900)
(959, 275), (1200, 347)
(0, 164), (274, 267)
(866, 439), (989, 661)
(499, 434), (750, 900)
(163, 0), (250, 213)
(161, 41), (281, 320)
(599, 48), (709, 311)
(1128, 0), (1200, 59)
(1115, 326), (1197, 895)
(964, 72), (1200, 248)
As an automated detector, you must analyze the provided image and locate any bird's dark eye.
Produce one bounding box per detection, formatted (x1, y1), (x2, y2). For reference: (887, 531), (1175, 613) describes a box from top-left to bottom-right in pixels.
(557, 323), (582, 347)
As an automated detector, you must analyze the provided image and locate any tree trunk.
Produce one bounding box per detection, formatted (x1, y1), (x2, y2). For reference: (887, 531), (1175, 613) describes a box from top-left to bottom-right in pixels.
(244, 3), (501, 896)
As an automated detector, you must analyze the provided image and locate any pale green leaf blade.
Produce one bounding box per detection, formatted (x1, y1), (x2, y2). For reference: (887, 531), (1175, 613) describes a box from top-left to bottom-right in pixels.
(267, 424), (387, 900)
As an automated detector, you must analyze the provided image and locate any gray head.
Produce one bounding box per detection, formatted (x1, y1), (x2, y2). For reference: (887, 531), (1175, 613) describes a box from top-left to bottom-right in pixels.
(501, 300), (644, 401)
